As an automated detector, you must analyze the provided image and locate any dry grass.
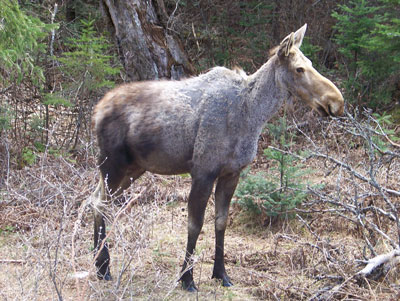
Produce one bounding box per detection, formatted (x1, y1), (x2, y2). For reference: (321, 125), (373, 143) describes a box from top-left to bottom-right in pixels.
(1, 113), (400, 300)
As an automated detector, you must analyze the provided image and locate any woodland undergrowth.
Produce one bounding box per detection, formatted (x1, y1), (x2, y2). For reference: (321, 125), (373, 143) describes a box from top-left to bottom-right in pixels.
(1, 106), (400, 300)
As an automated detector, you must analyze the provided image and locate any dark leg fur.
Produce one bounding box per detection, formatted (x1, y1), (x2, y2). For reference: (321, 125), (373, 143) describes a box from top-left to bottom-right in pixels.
(94, 210), (111, 280)
(180, 174), (217, 292)
(93, 156), (144, 280)
(212, 173), (240, 287)
(113, 170), (145, 206)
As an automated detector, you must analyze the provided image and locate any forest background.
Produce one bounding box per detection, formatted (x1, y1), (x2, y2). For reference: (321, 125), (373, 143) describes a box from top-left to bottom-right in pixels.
(1, 0), (400, 300)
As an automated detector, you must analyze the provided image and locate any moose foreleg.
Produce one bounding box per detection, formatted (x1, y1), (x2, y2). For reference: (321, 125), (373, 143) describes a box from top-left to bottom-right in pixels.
(212, 173), (240, 287)
(180, 175), (216, 292)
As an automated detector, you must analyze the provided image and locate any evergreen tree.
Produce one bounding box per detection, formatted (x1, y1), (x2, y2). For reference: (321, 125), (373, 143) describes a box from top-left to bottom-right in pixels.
(52, 18), (121, 150)
(332, 0), (400, 108)
(57, 18), (121, 98)
(0, 0), (55, 86)
(235, 117), (317, 219)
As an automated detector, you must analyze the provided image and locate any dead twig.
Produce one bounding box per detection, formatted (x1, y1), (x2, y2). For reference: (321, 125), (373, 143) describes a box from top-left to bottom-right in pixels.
(0, 259), (25, 264)
(309, 151), (400, 197)
(92, 187), (146, 272)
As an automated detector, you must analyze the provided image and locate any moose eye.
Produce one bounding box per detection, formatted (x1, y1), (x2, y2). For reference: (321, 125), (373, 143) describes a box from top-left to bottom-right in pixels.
(296, 67), (305, 73)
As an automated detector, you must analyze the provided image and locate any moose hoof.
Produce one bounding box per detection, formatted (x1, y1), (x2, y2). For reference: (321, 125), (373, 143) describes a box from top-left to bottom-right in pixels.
(213, 273), (233, 287)
(97, 269), (112, 281)
(182, 280), (198, 292)
(222, 277), (233, 287)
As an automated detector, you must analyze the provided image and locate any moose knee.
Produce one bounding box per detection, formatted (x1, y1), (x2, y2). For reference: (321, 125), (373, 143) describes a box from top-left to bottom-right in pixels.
(215, 214), (229, 232)
(188, 219), (203, 237)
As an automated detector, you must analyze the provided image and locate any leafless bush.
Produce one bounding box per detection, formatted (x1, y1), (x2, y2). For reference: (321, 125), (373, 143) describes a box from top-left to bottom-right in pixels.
(285, 109), (400, 298)
(0, 131), (196, 299)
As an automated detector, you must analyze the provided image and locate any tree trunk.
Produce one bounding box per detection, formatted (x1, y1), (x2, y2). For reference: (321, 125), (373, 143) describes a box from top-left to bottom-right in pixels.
(101, 0), (194, 81)
(65, 0), (76, 23)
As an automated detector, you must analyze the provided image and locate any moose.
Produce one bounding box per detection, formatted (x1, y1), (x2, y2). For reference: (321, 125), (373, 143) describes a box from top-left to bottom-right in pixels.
(90, 24), (344, 291)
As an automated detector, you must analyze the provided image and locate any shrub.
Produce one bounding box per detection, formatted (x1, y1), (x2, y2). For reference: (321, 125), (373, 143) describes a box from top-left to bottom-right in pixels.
(0, 105), (12, 134)
(235, 117), (317, 219)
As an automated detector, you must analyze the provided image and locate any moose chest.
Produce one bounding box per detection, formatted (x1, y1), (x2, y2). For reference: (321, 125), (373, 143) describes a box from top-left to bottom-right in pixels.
(228, 134), (259, 171)
(191, 121), (260, 175)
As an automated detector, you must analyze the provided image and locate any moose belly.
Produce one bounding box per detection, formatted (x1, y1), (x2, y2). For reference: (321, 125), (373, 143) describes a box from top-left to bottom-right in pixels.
(133, 146), (193, 175)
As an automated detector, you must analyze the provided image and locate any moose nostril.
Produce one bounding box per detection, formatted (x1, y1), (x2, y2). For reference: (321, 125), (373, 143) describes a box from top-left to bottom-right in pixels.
(328, 105), (334, 116)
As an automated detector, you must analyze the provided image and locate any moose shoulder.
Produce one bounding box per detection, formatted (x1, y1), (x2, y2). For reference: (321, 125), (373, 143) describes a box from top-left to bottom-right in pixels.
(91, 24), (344, 292)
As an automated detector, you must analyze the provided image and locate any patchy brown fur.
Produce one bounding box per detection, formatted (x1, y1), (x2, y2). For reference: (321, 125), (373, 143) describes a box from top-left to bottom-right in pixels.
(232, 66), (247, 78)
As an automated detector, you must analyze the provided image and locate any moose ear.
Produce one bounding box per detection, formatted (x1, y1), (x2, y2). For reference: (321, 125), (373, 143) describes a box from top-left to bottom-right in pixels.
(293, 24), (307, 48)
(278, 32), (294, 58)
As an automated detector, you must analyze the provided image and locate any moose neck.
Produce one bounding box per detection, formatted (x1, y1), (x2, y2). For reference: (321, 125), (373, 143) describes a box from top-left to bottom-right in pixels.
(243, 56), (288, 132)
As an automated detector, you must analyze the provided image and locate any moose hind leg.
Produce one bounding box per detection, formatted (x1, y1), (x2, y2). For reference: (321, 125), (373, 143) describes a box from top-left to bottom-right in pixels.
(93, 149), (142, 278)
(212, 173), (240, 287)
(113, 167), (145, 206)
(93, 173), (128, 280)
(93, 163), (145, 280)
(180, 174), (217, 292)
(93, 176), (113, 280)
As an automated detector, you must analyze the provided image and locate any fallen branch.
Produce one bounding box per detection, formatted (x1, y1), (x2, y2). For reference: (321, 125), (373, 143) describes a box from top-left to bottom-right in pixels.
(0, 259), (25, 264)
(357, 248), (400, 277)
